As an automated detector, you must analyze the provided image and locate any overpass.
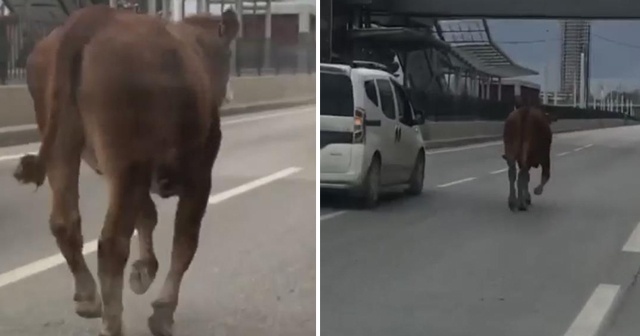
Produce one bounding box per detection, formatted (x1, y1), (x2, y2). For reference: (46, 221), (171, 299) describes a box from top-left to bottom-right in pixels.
(333, 0), (640, 19)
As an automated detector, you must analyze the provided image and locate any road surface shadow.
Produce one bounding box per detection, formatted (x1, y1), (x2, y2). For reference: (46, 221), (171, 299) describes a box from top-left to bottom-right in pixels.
(320, 188), (429, 211)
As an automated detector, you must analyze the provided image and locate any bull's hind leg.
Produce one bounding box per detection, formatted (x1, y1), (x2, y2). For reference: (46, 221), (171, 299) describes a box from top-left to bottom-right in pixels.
(46, 129), (102, 318)
(148, 173), (211, 336)
(517, 168), (530, 211)
(98, 164), (150, 336)
(129, 194), (159, 295)
(504, 156), (518, 211)
(534, 152), (551, 196)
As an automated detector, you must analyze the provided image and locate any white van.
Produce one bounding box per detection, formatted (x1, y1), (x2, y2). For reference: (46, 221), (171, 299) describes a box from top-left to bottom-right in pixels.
(320, 62), (427, 208)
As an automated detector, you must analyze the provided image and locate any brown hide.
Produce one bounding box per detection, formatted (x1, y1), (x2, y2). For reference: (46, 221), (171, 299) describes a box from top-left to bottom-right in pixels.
(503, 106), (553, 172)
(12, 5), (240, 336)
(17, 6), (239, 192)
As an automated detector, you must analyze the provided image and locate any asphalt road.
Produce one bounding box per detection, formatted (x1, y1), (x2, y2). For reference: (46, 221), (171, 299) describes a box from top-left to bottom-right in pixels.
(321, 125), (640, 336)
(0, 105), (316, 336)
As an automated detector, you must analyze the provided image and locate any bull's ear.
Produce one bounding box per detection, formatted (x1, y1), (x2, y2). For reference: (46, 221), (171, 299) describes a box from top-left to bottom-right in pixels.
(219, 8), (240, 45)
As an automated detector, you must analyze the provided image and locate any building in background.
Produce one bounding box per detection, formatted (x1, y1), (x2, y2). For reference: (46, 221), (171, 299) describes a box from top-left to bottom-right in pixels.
(559, 20), (591, 104)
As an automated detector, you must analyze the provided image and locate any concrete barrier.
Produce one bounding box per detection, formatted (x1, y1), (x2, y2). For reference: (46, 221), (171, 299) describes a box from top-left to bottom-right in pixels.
(0, 74), (315, 147)
(422, 118), (638, 149)
(0, 73), (316, 128)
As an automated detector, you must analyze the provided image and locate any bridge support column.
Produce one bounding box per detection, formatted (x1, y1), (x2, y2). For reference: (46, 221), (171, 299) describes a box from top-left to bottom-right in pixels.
(264, 0), (272, 71)
(161, 0), (170, 18)
(147, 0), (156, 15)
(171, 0), (183, 20)
(297, 7), (312, 72)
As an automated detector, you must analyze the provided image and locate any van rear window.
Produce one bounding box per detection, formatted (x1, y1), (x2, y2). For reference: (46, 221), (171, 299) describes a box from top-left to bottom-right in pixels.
(321, 73), (354, 117)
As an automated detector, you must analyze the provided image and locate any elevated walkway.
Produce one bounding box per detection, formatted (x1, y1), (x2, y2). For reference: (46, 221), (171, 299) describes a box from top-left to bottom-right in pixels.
(333, 0), (640, 19)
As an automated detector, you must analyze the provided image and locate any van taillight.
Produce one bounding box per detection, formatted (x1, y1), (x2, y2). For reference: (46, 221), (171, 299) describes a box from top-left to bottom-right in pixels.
(354, 107), (365, 143)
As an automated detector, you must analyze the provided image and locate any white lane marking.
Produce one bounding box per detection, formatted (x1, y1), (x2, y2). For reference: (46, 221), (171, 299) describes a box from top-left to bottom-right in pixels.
(563, 284), (620, 336)
(557, 151), (570, 157)
(490, 168), (508, 175)
(622, 222), (640, 253)
(0, 169), (301, 289)
(222, 107), (313, 126)
(437, 177), (476, 188)
(426, 141), (501, 155)
(0, 107), (312, 163)
(208, 167), (302, 204)
(320, 210), (347, 222)
(0, 124), (38, 134)
(574, 143), (594, 152)
(0, 152), (36, 162)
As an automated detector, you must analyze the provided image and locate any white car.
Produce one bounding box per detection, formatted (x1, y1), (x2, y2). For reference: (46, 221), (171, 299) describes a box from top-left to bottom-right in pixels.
(320, 61), (427, 208)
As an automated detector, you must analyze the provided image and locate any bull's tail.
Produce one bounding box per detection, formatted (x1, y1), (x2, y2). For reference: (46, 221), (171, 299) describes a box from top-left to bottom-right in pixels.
(502, 106), (530, 164)
(14, 5), (115, 187)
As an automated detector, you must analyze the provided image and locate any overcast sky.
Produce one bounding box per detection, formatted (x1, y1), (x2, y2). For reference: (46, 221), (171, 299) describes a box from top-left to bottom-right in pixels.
(487, 19), (640, 95)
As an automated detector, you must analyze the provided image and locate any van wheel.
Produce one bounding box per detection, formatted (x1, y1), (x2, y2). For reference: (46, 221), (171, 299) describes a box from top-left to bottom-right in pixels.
(358, 156), (381, 209)
(406, 151), (425, 196)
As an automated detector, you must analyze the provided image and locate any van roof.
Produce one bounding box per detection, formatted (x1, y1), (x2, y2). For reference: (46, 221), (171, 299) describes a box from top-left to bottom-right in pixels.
(320, 63), (392, 79)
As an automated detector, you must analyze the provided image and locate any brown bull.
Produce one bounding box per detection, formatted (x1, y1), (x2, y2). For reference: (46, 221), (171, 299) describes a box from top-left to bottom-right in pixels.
(14, 5), (239, 336)
(502, 106), (555, 211)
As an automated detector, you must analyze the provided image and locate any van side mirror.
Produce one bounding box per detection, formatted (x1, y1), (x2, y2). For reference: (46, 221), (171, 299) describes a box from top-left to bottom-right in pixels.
(388, 62), (400, 73)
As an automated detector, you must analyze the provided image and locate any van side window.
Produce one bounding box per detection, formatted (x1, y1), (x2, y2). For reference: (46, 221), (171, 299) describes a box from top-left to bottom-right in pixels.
(376, 79), (396, 120)
(391, 81), (414, 126)
(364, 80), (379, 107)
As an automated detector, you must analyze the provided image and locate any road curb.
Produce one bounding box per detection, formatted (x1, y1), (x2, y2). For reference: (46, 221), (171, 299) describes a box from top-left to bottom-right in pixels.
(0, 98), (315, 148)
(580, 252), (640, 336)
(423, 123), (634, 150)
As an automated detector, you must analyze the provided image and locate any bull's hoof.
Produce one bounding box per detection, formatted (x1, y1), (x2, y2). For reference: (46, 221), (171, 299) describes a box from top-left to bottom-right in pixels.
(518, 204), (528, 211)
(148, 310), (174, 336)
(130, 259), (158, 295)
(99, 325), (124, 336)
(74, 293), (102, 319)
(533, 186), (544, 195)
(13, 155), (45, 187)
(508, 197), (518, 212)
(525, 195), (532, 205)
(148, 301), (175, 336)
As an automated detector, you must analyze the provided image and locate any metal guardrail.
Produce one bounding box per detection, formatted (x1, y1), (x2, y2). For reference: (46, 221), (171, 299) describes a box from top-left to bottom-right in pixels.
(235, 36), (315, 76)
(410, 91), (638, 122)
(0, 16), (57, 84)
(0, 13), (315, 84)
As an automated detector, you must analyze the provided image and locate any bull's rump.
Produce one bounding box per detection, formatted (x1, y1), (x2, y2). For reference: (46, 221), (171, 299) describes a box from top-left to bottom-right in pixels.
(502, 107), (551, 167)
(77, 15), (211, 171)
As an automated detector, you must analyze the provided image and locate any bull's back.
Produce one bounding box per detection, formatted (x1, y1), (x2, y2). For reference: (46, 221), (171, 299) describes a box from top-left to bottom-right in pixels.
(78, 15), (212, 167)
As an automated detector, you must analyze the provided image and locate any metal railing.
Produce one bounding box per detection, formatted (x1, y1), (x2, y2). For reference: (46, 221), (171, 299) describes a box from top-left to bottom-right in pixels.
(410, 91), (638, 122)
(0, 16), (58, 84)
(234, 36), (315, 76)
(0, 13), (315, 84)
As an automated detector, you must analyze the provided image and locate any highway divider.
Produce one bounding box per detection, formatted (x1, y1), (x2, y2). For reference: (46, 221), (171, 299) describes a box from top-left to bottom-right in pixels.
(422, 118), (639, 149)
(0, 74), (315, 147)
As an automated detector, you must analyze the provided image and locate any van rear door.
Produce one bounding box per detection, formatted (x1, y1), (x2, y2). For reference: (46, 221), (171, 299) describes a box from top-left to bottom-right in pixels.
(320, 71), (355, 174)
